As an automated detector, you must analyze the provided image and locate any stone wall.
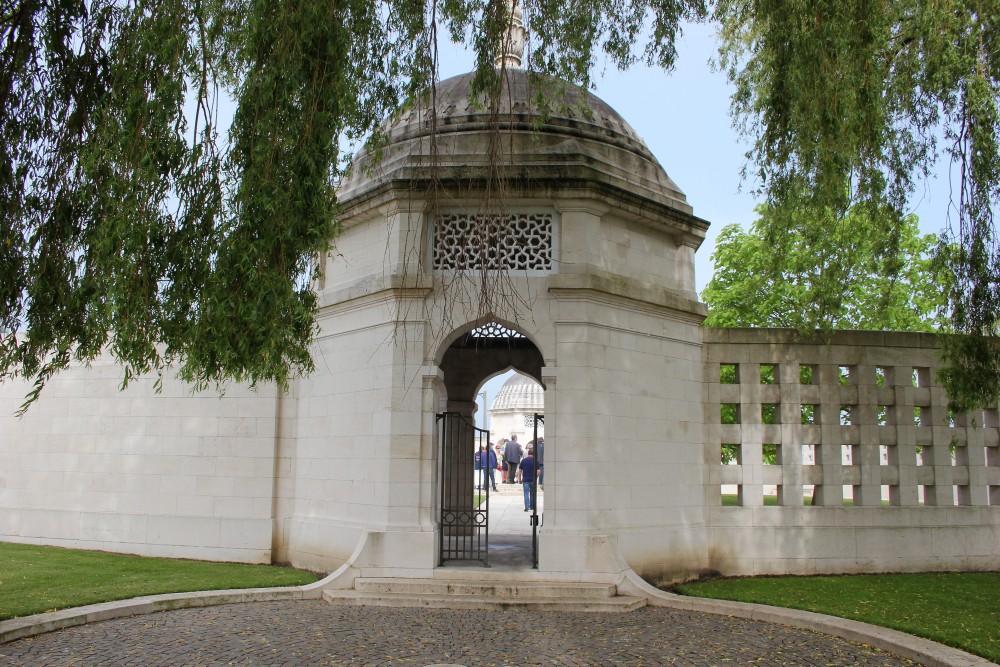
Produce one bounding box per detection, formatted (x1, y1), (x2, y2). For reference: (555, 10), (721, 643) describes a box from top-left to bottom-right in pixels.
(0, 358), (278, 563)
(702, 328), (1000, 576)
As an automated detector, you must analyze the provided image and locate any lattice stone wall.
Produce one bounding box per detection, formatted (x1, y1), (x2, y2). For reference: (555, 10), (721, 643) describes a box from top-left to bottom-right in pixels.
(433, 212), (554, 271)
(703, 329), (1000, 509)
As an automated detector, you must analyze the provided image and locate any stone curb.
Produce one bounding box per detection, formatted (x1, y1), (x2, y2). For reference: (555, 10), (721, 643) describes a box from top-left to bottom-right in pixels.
(0, 586), (318, 645)
(643, 589), (997, 667)
(1, 582), (996, 667)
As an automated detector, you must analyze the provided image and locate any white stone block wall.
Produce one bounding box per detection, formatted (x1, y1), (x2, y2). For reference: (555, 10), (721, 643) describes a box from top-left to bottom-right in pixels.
(0, 357), (278, 563)
(702, 328), (1000, 576)
(279, 289), (432, 573)
(548, 294), (708, 579)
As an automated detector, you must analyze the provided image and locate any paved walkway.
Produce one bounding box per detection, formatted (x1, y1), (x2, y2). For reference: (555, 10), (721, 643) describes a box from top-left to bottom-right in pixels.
(0, 601), (920, 666)
(0, 490), (943, 666)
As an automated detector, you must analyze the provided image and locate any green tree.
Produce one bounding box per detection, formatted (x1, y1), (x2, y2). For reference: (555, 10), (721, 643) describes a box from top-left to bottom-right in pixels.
(701, 207), (951, 331)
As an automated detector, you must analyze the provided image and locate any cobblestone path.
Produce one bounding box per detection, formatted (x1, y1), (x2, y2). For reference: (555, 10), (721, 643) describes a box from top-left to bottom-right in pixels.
(0, 601), (920, 666)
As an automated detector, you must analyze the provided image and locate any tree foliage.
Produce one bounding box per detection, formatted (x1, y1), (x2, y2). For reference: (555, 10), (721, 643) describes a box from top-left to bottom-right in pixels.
(702, 206), (951, 331)
(0, 0), (705, 409)
(713, 0), (1000, 408)
(1, 0), (999, 411)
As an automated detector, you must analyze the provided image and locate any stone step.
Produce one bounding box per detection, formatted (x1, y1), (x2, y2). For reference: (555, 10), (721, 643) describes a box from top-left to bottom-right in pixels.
(353, 578), (617, 599)
(322, 589), (646, 613)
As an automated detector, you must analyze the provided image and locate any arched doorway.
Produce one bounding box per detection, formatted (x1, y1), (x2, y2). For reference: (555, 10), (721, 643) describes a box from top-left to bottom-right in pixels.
(437, 322), (545, 568)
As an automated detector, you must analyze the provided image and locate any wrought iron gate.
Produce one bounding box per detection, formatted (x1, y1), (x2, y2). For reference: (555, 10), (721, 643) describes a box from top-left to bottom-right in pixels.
(437, 412), (491, 566)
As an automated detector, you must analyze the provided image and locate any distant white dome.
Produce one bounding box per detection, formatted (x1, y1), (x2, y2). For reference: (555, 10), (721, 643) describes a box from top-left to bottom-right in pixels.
(490, 373), (543, 413)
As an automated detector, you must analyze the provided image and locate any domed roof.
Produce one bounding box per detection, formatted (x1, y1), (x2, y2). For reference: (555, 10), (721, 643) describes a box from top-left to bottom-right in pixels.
(490, 372), (543, 413)
(384, 70), (655, 165)
(337, 69), (694, 221)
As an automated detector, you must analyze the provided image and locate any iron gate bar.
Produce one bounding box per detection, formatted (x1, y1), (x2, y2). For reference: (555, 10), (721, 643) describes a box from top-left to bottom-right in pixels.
(532, 413), (543, 569)
(437, 412), (490, 567)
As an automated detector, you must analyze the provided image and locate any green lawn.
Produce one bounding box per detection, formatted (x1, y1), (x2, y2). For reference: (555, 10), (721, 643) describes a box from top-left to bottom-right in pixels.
(0, 541), (319, 621)
(675, 572), (1000, 663)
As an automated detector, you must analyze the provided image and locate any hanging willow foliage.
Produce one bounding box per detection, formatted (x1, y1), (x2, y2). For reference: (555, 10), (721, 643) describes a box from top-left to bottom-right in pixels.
(0, 0), (703, 409)
(715, 0), (1000, 410)
(1, 0), (998, 411)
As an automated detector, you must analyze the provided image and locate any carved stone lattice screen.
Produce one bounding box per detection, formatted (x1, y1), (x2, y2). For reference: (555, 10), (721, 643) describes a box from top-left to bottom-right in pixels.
(433, 212), (553, 271)
(470, 322), (525, 339)
(703, 329), (1000, 509)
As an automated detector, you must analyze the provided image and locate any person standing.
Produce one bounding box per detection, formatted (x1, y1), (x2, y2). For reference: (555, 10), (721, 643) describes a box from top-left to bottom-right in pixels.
(503, 435), (522, 484)
(485, 444), (498, 491)
(473, 445), (485, 490)
(516, 446), (539, 511)
(495, 439), (507, 482)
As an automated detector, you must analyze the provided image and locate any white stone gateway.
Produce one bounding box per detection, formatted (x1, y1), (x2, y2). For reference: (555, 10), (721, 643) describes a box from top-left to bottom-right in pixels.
(1, 68), (998, 585)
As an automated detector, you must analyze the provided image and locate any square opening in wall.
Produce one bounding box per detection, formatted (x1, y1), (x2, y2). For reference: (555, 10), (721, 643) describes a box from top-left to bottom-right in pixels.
(721, 404), (740, 424)
(838, 366), (852, 386)
(951, 439), (964, 466)
(877, 405), (888, 425)
(802, 444), (816, 465)
(720, 364), (739, 384)
(761, 404), (778, 424)
(841, 444), (853, 465)
(840, 406), (853, 426)
(986, 443), (1000, 467)
(762, 444), (779, 465)
(801, 404), (817, 424)
(721, 443), (741, 464)
(760, 364), (776, 384)
(721, 485), (744, 506)
(800, 365), (814, 384)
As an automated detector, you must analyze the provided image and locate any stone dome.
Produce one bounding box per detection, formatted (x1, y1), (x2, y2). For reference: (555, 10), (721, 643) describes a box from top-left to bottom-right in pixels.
(337, 69), (695, 223)
(490, 373), (543, 414)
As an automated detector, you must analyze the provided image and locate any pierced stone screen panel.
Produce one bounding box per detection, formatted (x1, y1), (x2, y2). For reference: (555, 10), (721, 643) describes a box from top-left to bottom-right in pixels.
(703, 329), (1000, 510)
(471, 322), (525, 338)
(433, 212), (554, 271)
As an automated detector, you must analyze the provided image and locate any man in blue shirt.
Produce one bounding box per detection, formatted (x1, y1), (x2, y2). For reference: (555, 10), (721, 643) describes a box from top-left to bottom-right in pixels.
(516, 446), (539, 512)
